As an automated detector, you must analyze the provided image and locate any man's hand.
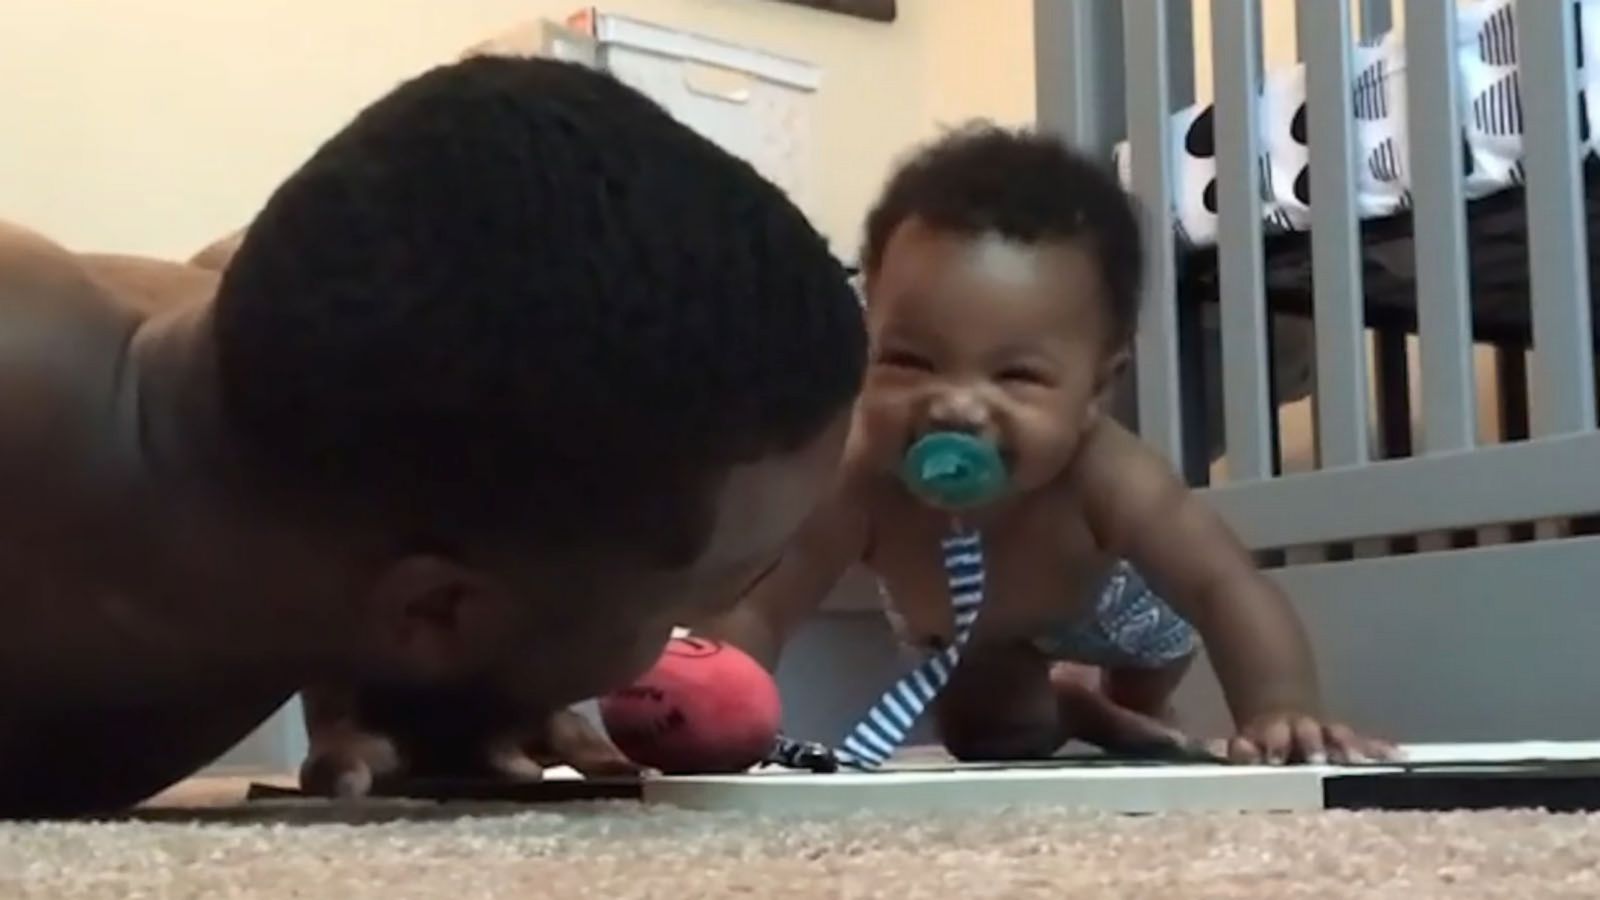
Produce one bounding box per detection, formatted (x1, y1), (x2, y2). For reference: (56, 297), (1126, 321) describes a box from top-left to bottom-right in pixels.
(298, 698), (643, 799)
(1216, 711), (1398, 765)
(528, 707), (647, 776)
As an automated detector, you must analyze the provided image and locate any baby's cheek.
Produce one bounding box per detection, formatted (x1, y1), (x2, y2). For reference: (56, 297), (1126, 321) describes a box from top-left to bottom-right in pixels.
(1009, 408), (1085, 479)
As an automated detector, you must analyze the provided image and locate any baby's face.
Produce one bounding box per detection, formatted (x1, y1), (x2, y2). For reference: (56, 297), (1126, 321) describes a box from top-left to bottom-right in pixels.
(859, 219), (1122, 505)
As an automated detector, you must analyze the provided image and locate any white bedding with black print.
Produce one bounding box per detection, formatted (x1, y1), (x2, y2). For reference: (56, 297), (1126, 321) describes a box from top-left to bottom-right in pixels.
(1113, 0), (1600, 249)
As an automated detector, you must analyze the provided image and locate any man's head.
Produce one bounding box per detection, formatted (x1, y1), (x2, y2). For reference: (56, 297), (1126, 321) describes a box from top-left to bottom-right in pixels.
(212, 56), (864, 702)
(854, 123), (1142, 503)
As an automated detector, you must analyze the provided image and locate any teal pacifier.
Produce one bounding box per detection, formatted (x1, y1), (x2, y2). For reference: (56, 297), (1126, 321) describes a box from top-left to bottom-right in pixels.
(898, 431), (1009, 510)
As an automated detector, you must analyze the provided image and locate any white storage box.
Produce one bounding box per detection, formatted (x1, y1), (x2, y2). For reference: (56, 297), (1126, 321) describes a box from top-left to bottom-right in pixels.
(551, 8), (822, 214)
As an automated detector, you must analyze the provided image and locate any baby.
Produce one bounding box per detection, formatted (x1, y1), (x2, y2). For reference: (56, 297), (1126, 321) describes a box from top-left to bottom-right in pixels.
(699, 125), (1393, 766)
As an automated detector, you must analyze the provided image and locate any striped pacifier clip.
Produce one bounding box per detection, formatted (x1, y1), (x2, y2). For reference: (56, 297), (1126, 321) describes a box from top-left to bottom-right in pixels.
(763, 430), (1004, 773)
(833, 528), (986, 770)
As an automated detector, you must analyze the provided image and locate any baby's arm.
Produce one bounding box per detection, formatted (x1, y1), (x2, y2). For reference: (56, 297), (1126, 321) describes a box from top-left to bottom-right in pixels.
(691, 476), (869, 672)
(1075, 421), (1388, 762)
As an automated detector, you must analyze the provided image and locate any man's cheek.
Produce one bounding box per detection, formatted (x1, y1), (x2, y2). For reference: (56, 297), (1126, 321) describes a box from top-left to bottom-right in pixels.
(677, 566), (765, 623)
(625, 622), (677, 675)
(567, 623), (675, 700)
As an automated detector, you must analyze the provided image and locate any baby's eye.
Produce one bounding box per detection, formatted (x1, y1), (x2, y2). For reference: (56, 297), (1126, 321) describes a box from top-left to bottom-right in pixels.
(876, 350), (934, 372)
(998, 366), (1053, 386)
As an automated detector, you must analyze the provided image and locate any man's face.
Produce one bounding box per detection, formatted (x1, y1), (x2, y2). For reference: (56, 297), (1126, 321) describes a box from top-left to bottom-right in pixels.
(360, 413), (852, 716)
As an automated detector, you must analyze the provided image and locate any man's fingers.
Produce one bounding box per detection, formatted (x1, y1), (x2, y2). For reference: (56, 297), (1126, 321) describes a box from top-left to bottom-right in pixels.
(299, 752), (372, 798)
(299, 732), (401, 798)
(484, 739), (546, 782)
(538, 708), (645, 777)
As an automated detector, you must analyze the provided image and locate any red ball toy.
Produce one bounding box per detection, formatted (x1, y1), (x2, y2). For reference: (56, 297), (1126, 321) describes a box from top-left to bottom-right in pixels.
(599, 635), (782, 774)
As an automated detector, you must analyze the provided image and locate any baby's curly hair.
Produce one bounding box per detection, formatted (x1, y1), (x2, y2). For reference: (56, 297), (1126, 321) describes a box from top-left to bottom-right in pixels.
(214, 56), (864, 557)
(861, 122), (1144, 340)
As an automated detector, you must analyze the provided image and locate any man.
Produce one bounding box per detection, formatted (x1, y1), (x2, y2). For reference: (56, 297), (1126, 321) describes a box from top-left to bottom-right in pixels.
(0, 54), (864, 816)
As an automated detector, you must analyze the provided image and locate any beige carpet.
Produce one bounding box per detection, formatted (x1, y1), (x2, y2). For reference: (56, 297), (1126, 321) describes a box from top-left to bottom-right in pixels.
(4, 790), (1600, 899)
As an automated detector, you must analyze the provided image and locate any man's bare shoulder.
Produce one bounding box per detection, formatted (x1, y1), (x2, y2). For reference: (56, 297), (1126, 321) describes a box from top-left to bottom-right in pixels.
(0, 220), (140, 339)
(0, 221), (141, 473)
(77, 253), (219, 317)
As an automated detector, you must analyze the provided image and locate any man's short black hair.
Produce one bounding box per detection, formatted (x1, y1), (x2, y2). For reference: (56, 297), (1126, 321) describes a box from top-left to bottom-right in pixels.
(860, 122), (1144, 340)
(213, 56), (864, 559)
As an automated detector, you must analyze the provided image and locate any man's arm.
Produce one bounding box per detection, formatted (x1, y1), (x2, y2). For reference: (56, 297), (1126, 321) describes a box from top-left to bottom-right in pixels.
(0, 219), (222, 320)
(0, 219), (111, 312)
(0, 219), (139, 374)
(691, 479), (869, 672)
(1075, 421), (1320, 724)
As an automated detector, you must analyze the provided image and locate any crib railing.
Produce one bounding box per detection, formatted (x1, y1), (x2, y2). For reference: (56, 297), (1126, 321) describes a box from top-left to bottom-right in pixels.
(1037, 0), (1600, 741)
(1040, 0), (1600, 548)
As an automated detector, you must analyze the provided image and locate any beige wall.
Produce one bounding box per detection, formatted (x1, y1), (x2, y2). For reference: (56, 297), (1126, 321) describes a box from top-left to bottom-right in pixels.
(920, 0), (1035, 131)
(1, 0), (1032, 263)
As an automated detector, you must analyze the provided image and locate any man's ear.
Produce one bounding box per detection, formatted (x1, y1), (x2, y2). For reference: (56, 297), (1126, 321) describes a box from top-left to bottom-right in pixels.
(361, 555), (507, 683)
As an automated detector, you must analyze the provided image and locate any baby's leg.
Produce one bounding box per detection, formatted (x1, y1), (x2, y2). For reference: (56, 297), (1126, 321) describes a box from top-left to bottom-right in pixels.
(1051, 561), (1200, 733)
(934, 643), (1193, 762)
(1102, 652), (1194, 725)
(1047, 659), (1199, 756)
(933, 641), (1064, 762)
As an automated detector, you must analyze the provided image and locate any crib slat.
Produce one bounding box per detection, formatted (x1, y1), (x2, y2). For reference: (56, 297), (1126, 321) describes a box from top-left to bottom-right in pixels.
(1358, 0), (1391, 39)
(1517, 1), (1596, 437)
(1034, 0), (1127, 160)
(1123, 0), (1185, 467)
(1404, 0), (1478, 453)
(1299, 0), (1370, 469)
(1211, 0), (1273, 481)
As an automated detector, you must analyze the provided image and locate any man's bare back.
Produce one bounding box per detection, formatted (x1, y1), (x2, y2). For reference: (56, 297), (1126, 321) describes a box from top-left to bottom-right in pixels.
(0, 221), (300, 811)
(0, 56), (867, 815)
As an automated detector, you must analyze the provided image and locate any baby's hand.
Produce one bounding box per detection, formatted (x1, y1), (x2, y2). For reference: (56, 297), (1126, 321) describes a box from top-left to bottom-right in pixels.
(1219, 711), (1397, 765)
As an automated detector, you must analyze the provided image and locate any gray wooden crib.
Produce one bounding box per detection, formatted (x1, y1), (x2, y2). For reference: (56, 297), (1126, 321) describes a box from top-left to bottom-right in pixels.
(1037, 0), (1600, 743)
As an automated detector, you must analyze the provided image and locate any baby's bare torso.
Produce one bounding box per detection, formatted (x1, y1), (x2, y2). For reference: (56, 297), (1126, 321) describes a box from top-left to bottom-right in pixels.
(861, 474), (1118, 651)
